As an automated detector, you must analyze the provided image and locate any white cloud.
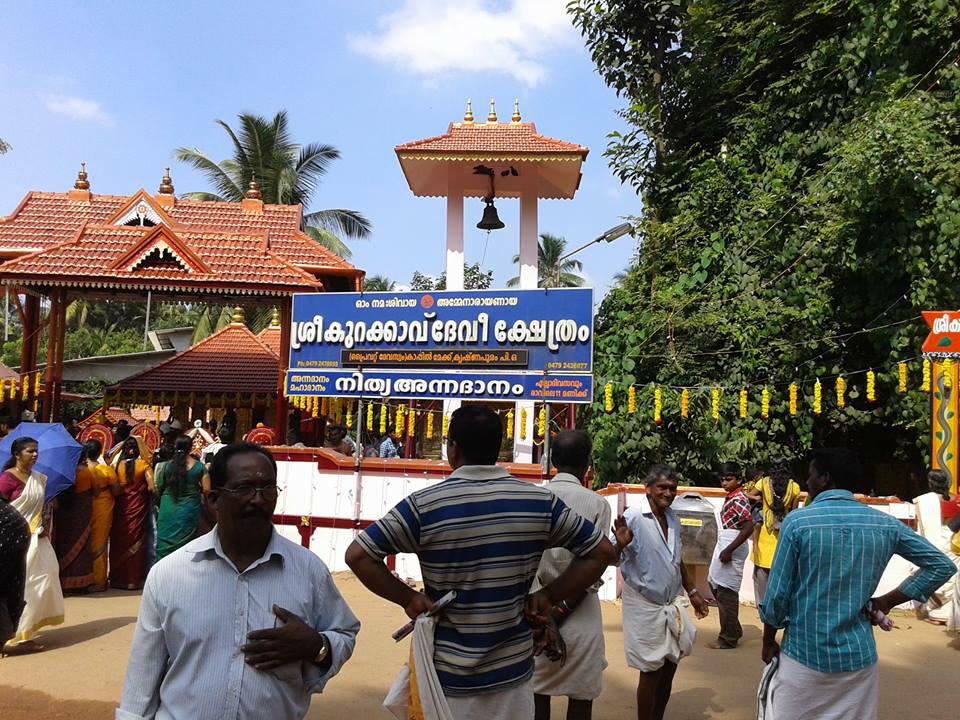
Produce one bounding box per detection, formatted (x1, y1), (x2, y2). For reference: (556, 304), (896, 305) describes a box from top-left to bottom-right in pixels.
(44, 95), (113, 126)
(350, 0), (578, 86)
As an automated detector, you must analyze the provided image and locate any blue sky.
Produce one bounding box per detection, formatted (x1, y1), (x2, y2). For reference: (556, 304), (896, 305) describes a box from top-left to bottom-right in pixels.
(0, 1), (639, 299)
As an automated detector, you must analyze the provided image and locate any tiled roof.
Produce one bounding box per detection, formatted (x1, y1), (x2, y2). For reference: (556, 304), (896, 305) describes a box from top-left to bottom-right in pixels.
(0, 224), (322, 295)
(257, 326), (283, 358)
(0, 362), (18, 381)
(77, 406), (142, 429)
(395, 122), (588, 158)
(107, 322), (279, 395)
(0, 191), (355, 272)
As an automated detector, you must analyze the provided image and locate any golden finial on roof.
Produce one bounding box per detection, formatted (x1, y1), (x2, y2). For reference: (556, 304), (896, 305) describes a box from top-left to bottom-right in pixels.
(270, 307), (280, 327)
(231, 306), (245, 325)
(74, 162), (90, 190)
(158, 167), (174, 195)
(487, 99), (497, 123)
(511, 99), (521, 123)
(463, 99), (474, 124)
(245, 176), (262, 200)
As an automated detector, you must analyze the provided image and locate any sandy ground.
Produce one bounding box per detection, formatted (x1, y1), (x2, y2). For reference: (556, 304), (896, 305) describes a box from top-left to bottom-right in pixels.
(0, 573), (957, 719)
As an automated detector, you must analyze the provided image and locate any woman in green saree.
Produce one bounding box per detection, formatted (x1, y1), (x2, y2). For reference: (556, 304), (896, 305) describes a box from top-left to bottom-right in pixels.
(154, 436), (205, 561)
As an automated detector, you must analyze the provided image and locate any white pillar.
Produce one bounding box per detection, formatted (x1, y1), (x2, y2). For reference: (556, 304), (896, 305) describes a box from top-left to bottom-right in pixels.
(443, 185), (465, 459)
(514, 182), (538, 462)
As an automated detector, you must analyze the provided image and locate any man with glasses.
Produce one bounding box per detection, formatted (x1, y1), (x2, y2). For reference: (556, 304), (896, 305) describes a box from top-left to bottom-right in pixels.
(117, 443), (360, 720)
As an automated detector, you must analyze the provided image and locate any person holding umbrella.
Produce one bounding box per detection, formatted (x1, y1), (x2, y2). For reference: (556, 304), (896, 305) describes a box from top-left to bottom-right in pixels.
(0, 437), (65, 648)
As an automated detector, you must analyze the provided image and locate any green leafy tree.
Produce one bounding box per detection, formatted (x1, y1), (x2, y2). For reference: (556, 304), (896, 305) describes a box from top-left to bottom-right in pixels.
(507, 233), (584, 288)
(175, 111), (371, 259)
(570, 0), (960, 486)
(410, 263), (493, 291)
(363, 275), (396, 291)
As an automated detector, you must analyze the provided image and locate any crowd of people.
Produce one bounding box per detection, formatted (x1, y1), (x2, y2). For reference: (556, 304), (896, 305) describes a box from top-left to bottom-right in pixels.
(2, 406), (959, 719)
(0, 416), (236, 651)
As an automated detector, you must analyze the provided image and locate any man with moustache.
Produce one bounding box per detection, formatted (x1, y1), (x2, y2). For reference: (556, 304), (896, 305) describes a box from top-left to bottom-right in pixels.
(117, 443), (360, 720)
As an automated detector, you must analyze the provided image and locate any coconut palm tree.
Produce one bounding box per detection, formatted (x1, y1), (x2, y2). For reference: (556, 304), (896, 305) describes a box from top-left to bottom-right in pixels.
(174, 111), (371, 259)
(507, 233), (584, 288)
(363, 275), (396, 291)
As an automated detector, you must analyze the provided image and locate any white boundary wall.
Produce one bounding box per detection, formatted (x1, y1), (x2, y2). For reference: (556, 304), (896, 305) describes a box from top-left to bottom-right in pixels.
(271, 453), (921, 606)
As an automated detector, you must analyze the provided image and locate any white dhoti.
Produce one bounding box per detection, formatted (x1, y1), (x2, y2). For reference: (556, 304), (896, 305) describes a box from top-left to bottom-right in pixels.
(770, 654), (878, 720)
(533, 593), (606, 700)
(707, 527), (748, 592)
(621, 583), (696, 673)
(444, 680), (534, 720)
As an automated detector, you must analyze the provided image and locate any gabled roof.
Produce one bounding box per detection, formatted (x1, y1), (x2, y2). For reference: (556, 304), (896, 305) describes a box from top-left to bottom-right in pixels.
(106, 189), (178, 227)
(395, 121), (588, 159)
(77, 406), (142, 430)
(0, 191), (356, 273)
(107, 322), (279, 395)
(257, 326), (283, 358)
(0, 362), (18, 381)
(0, 224), (322, 296)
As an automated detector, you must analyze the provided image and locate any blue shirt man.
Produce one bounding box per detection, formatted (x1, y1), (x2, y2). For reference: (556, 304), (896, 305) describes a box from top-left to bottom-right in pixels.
(760, 448), (955, 719)
(379, 435), (398, 458)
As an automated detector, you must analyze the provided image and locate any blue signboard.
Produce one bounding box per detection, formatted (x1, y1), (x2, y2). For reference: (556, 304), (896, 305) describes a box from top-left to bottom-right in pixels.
(285, 369), (593, 403)
(288, 289), (593, 374)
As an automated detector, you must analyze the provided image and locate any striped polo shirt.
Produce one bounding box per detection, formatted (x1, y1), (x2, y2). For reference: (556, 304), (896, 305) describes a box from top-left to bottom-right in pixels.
(356, 464), (603, 695)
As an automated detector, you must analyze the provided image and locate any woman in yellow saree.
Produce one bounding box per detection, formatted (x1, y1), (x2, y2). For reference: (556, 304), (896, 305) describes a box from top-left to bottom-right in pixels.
(0, 437), (64, 646)
(83, 439), (120, 592)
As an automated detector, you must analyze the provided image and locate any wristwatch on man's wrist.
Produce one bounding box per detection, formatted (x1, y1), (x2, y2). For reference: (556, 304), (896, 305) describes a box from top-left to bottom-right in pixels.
(688, 587), (700, 597)
(311, 633), (330, 666)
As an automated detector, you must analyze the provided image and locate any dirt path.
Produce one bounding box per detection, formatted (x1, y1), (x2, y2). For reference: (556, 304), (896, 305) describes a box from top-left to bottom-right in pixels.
(1, 574), (956, 719)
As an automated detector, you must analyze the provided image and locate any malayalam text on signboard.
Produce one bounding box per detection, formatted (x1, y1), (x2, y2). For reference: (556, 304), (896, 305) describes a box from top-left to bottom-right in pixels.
(288, 288), (593, 373)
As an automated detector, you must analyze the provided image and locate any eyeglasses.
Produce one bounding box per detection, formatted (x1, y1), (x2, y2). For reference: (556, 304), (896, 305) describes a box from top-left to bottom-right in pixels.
(218, 485), (281, 502)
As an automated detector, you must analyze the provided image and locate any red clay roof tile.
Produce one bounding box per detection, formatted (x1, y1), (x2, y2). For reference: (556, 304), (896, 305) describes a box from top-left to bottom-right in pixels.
(395, 122), (588, 157)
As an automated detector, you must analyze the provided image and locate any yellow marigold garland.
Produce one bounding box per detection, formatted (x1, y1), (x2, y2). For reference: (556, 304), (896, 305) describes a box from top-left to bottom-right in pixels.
(395, 405), (404, 435)
(866, 370), (876, 403)
(654, 386), (662, 425)
(346, 405), (353, 429)
(367, 404), (374, 431)
(680, 388), (689, 418)
(379, 404), (387, 434)
(711, 388), (721, 421)
(628, 386), (636, 414)
(441, 413), (450, 438)
(814, 379), (822, 415)
(604, 383), (613, 413)
(836, 376), (846, 408)
(426, 411), (434, 439)
(520, 408), (528, 440)
(761, 386), (770, 419)
(789, 383), (798, 416)
(898, 362), (908, 393)
(408, 408), (416, 436)
(943, 358), (954, 390)
(922, 359), (931, 392)
(537, 406), (546, 437)
(739, 388), (748, 419)
(506, 409), (514, 438)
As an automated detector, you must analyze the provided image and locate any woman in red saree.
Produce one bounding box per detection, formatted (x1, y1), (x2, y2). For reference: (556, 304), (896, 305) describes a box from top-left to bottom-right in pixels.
(52, 457), (95, 592)
(109, 437), (153, 590)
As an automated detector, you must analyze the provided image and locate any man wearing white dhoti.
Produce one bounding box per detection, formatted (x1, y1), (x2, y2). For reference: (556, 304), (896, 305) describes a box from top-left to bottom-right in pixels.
(760, 448), (956, 720)
(533, 430), (622, 720)
(616, 464), (709, 720)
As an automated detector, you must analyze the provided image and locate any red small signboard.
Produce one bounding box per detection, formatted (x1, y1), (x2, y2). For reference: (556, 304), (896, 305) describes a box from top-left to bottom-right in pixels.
(922, 311), (960, 354)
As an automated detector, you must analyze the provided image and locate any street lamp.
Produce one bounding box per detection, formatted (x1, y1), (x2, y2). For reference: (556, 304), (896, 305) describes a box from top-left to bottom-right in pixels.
(554, 222), (633, 287)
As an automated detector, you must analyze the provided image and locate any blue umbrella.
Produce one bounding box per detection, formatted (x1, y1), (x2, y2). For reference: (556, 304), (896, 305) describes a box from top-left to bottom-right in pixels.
(0, 422), (83, 501)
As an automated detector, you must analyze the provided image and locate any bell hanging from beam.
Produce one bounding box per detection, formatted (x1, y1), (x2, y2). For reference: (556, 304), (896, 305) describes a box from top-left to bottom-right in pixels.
(477, 197), (505, 231)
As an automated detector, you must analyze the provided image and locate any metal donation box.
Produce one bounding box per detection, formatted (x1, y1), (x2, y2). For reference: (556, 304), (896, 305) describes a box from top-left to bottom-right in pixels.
(671, 492), (719, 565)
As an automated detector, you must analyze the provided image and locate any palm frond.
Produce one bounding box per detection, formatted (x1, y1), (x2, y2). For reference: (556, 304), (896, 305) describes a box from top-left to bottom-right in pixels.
(174, 147), (243, 201)
(304, 226), (352, 260)
(506, 275), (521, 288)
(303, 209), (372, 239)
(180, 191), (228, 202)
(0, 138), (11, 154)
(249, 307), (275, 333)
(293, 143), (340, 205)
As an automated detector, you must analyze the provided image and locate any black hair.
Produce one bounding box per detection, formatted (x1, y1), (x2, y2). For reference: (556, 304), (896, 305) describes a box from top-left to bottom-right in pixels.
(927, 469), (951, 501)
(114, 421), (132, 443)
(83, 439), (102, 462)
(767, 458), (793, 517)
(209, 442), (277, 490)
(218, 425), (236, 444)
(645, 464), (677, 486)
(121, 437), (140, 485)
(809, 448), (864, 494)
(3, 436), (37, 471)
(718, 462), (742, 480)
(167, 436), (194, 501)
(448, 406), (502, 465)
(551, 430), (591, 470)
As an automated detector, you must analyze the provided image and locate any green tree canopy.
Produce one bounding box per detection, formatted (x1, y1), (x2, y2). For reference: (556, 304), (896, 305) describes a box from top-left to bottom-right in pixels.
(175, 111), (371, 259)
(569, 0), (960, 485)
(0, 138), (10, 154)
(363, 275), (396, 292)
(410, 263), (493, 291)
(507, 233), (584, 288)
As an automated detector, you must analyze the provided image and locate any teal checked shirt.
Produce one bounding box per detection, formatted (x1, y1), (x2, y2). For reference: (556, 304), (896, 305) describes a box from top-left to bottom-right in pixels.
(759, 489), (956, 673)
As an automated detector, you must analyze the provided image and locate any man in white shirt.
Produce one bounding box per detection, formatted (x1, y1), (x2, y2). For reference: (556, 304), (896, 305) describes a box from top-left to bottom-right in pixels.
(116, 442), (360, 720)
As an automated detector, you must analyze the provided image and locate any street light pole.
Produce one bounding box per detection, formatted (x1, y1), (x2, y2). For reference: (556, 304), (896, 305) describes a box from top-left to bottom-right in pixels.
(546, 221), (634, 451)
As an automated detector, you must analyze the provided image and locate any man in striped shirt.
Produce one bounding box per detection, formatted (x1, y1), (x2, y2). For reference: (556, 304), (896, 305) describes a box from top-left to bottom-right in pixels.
(346, 406), (617, 719)
(760, 448), (956, 719)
